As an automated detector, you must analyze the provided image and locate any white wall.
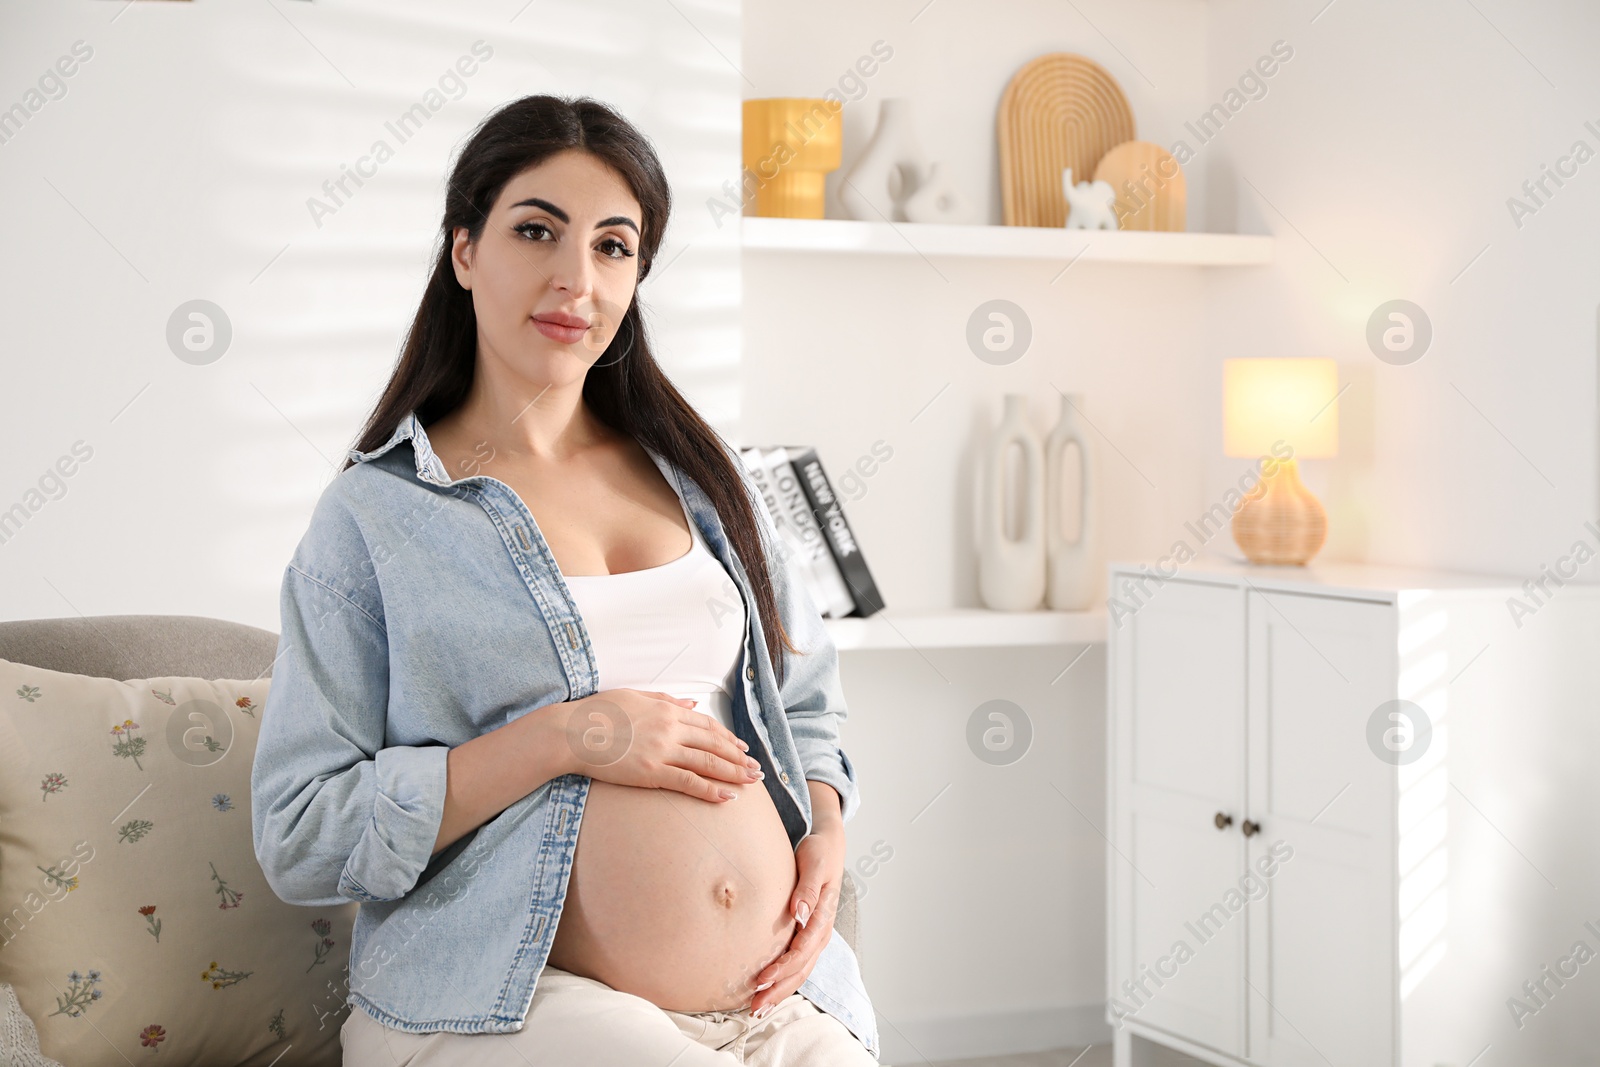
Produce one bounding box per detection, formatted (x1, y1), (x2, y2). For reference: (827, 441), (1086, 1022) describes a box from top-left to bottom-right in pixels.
(1202, 0), (1600, 578)
(0, 0), (740, 621)
(742, 1), (1222, 1058)
(749, 1), (1600, 1059)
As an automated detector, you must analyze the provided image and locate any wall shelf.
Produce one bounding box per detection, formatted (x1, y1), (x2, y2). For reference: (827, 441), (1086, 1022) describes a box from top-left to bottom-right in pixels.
(823, 606), (1106, 651)
(742, 216), (1273, 266)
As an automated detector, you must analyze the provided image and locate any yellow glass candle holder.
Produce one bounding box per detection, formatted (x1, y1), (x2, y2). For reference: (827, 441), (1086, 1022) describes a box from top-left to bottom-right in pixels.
(741, 98), (842, 218)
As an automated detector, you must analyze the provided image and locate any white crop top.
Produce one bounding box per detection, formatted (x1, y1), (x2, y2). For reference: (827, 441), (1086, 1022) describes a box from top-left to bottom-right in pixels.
(561, 475), (746, 734)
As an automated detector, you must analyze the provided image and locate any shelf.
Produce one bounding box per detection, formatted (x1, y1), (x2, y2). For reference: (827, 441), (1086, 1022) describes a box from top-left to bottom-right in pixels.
(822, 606), (1106, 651)
(1110, 554), (1549, 600)
(742, 216), (1272, 266)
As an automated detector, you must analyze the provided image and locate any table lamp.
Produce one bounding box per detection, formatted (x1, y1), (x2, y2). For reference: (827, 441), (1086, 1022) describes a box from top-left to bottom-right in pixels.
(1223, 357), (1339, 565)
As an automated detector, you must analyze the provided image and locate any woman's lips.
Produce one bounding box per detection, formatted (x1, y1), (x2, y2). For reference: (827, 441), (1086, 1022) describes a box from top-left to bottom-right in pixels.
(532, 316), (588, 344)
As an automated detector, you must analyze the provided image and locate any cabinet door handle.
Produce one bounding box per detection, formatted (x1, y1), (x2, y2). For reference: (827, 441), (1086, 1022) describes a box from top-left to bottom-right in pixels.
(1241, 819), (1261, 838)
(1213, 811), (1233, 831)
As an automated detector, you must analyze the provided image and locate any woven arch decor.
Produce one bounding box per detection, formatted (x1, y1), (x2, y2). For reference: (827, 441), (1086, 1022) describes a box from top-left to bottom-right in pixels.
(998, 53), (1135, 227)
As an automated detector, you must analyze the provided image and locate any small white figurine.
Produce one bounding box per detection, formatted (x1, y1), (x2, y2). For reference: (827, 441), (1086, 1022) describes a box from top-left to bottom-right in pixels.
(1062, 168), (1119, 230)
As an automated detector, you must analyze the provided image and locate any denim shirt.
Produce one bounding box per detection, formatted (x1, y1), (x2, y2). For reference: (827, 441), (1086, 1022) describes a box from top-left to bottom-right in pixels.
(249, 410), (878, 1058)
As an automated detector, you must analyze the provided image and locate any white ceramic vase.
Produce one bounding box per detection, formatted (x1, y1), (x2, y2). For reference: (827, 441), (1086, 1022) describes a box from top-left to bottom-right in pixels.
(903, 161), (965, 223)
(976, 394), (1046, 611)
(839, 98), (926, 222)
(1045, 392), (1098, 609)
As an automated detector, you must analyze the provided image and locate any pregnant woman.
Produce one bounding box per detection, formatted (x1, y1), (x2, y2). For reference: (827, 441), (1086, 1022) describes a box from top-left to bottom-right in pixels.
(249, 94), (877, 1065)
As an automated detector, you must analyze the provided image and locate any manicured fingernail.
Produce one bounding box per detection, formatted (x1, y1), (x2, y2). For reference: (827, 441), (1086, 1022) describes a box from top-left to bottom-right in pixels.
(748, 768), (764, 779)
(738, 739), (749, 751)
(719, 788), (738, 800)
(753, 1004), (773, 1020)
(754, 980), (773, 991)
(795, 900), (810, 927)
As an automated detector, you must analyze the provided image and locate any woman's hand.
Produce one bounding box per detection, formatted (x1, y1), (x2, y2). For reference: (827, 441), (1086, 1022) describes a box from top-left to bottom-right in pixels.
(553, 689), (764, 802)
(749, 783), (846, 1018)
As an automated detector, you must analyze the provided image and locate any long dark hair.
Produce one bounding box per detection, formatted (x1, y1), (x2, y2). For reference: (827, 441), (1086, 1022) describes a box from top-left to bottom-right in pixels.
(340, 93), (800, 681)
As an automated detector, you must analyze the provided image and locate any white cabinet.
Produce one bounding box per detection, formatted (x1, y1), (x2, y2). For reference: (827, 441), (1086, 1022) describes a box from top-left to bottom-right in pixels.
(1106, 557), (1600, 1067)
(1242, 590), (1393, 1067)
(1113, 578), (1249, 1055)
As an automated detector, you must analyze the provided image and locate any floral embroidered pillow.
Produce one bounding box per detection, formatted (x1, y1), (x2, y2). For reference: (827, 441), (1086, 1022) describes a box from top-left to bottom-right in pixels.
(0, 657), (357, 1066)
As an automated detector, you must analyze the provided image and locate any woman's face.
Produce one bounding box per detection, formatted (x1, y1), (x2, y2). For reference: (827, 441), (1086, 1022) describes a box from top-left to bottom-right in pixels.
(451, 148), (643, 383)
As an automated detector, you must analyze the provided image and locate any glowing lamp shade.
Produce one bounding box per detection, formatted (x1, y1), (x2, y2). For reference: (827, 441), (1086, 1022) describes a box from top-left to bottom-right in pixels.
(1223, 358), (1339, 459)
(1222, 358), (1339, 566)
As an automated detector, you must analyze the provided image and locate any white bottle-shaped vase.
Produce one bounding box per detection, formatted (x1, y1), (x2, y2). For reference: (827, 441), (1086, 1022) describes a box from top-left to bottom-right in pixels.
(977, 394), (1046, 611)
(1045, 392), (1098, 610)
(839, 98), (925, 222)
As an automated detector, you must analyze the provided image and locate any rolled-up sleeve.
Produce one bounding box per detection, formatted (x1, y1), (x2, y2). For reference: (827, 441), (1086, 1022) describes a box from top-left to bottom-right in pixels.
(250, 514), (449, 907)
(741, 457), (862, 826)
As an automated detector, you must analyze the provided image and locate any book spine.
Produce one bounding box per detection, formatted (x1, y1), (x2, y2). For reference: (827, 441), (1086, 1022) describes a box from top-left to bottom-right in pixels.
(761, 447), (856, 618)
(785, 445), (885, 618)
(740, 448), (830, 611)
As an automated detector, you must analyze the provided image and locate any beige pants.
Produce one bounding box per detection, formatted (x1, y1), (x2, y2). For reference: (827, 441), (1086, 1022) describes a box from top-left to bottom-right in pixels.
(339, 964), (878, 1066)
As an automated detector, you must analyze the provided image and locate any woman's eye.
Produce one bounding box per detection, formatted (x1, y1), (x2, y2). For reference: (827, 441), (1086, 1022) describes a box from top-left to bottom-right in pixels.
(513, 221), (552, 241)
(599, 237), (636, 260)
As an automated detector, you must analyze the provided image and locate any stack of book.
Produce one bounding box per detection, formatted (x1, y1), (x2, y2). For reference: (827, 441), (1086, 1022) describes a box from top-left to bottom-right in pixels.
(739, 445), (885, 619)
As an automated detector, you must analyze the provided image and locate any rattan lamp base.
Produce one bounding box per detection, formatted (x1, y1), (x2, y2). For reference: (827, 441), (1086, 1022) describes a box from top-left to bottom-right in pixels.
(1231, 458), (1327, 566)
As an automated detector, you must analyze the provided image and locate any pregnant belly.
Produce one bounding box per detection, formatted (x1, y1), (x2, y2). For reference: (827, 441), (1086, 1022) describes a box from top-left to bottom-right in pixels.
(547, 701), (799, 1012)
